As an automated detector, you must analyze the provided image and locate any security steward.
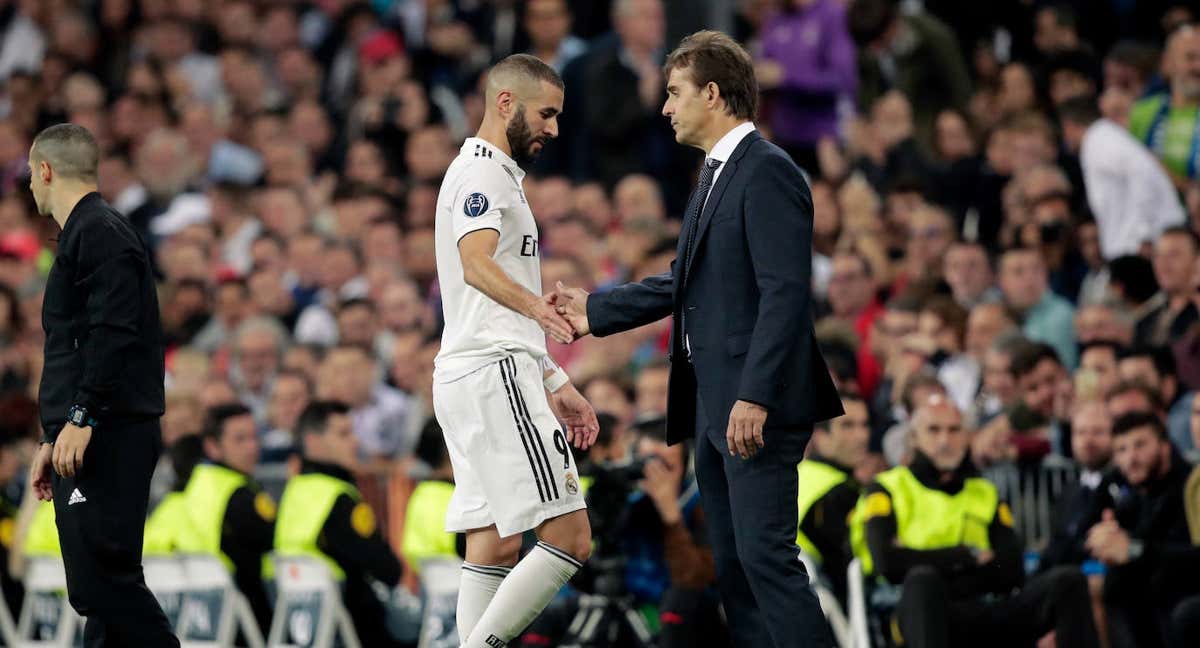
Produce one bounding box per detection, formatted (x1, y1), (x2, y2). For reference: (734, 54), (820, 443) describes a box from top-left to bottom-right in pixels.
(143, 435), (204, 556)
(401, 418), (466, 572)
(25, 124), (177, 646)
(275, 401), (404, 647)
(850, 395), (1099, 648)
(175, 403), (275, 632)
(797, 391), (869, 606)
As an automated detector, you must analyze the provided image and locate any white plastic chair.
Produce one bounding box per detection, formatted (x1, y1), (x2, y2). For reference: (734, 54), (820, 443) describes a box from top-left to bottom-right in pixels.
(142, 556), (187, 634)
(176, 554), (264, 648)
(798, 552), (853, 648)
(846, 559), (871, 648)
(267, 556), (360, 648)
(416, 557), (462, 648)
(15, 558), (80, 648)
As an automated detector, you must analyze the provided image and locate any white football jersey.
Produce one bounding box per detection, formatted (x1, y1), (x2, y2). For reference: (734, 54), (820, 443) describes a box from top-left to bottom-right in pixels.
(433, 137), (546, 383)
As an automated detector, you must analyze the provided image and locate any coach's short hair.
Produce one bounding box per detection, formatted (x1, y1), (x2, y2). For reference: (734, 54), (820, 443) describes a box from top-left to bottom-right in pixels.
(664, 30), (758, 121)
(31, 123), (99, 182)
(486, 53), (563, 102)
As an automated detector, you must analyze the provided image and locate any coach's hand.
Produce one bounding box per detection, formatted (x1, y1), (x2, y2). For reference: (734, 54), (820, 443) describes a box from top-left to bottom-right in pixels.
(53, 423), (92, 478)
(29, 443), (53, 501)
(552, 282), (590, 337)
(727, 400), (767, 459)
(549, 384), (599, 450)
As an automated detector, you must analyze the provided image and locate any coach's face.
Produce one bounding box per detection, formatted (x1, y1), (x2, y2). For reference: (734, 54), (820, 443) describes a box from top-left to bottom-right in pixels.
(506, 80), (563, 166)
(663, 66), (711, 149)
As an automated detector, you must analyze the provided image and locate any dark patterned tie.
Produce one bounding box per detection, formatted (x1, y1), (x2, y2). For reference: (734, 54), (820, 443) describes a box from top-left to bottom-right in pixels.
(680, 157), (723, 288)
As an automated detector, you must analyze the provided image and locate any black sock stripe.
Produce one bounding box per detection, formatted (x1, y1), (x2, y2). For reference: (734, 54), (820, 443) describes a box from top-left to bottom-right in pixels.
(508, 358), (561, 500)
(505, 358), (557, 501)
(536, 541), (582, 569)
(499, 358), (547, 503)
(462, 562), (513, 574)
(462, 565), (511, 578)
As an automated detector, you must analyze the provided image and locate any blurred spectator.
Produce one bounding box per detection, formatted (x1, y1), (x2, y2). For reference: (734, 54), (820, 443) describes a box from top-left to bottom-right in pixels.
(1041, 401), (1116, 570)
(229, 316), (289, 426)
(755, 0), (857, 171)
(1079, 341), (1123, 401)
(1062, 95), (1186, 261)
(634, 358), (670, 418)
(999, 247), (1077, 368)
(1009, 341), (1067, 460)
(1117, 346), (1194, 453)
(1129, 25), (1200, 189)
(1086, 412), (1193, 648)
(318, 344), (412, 464)
(849, 0), (972, 152)
(1137, 227), (1200, 348)
(525, 0), (586, 73)
(943, 239), (999, 309)
(583, 0), (669, 187)
(263, 370), (313, 464)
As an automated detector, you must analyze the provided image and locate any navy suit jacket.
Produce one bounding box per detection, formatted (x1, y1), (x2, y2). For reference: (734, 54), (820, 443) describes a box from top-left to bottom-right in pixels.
(587, 131), (843, 445)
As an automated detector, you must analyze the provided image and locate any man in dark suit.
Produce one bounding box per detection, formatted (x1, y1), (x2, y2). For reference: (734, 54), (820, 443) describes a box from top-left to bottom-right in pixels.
(554, 29), (842, 648)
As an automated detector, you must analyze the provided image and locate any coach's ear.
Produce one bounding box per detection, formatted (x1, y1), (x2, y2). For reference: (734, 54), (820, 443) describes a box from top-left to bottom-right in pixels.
(705, 81), (719, 107)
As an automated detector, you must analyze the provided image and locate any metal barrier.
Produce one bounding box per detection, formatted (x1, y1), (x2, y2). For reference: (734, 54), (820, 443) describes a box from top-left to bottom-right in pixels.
(982, 457), (1079, 552)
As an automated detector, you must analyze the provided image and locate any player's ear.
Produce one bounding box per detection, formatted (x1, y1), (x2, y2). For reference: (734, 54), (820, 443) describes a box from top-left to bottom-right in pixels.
(497, 89), (514, 117)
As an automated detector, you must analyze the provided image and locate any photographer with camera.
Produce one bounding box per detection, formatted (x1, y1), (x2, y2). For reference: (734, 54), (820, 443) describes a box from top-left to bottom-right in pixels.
(630, 417), (729, 648)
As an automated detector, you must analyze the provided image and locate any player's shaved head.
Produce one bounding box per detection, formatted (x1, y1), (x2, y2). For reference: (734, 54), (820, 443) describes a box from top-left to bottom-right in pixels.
(485, 53), (563, 105)
(31, 123), (99, 182)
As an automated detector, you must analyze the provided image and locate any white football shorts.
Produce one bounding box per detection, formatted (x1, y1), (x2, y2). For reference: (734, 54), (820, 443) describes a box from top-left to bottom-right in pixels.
(432, 353), (586, 537)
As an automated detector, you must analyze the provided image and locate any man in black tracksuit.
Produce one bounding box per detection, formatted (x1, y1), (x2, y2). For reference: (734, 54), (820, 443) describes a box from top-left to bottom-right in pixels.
(26, 124), (177, 646)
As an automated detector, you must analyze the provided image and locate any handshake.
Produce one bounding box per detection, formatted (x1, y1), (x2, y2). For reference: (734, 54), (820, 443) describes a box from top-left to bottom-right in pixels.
(533, 281), (591, 344)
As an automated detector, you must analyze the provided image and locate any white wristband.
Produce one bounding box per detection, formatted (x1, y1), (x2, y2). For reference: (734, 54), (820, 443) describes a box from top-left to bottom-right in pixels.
(543, 367), (570, 393)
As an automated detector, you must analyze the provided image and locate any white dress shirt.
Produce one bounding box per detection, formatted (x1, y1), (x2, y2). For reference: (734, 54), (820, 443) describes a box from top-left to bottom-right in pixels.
(1081, 118), (1186, 260)
(705, 121), (758, 198)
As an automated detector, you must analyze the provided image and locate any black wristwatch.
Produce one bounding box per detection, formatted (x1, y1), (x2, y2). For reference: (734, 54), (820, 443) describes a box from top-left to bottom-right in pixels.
(67, 405), (96, 428)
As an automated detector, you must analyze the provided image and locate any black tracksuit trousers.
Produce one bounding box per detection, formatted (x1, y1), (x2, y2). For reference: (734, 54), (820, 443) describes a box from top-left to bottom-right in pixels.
(52, 419), (178, 647)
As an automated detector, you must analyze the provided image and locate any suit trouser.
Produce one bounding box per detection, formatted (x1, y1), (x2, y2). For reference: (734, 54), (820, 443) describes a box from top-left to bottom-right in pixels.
(896, 565), (1099, 648)
(692, 392), (833, 648)
(52, 419), (179, 648)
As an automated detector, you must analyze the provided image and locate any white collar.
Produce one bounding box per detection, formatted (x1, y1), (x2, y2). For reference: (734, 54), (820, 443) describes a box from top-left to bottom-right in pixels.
(461, 137), (526, 179)
(708, 122), (756, 164)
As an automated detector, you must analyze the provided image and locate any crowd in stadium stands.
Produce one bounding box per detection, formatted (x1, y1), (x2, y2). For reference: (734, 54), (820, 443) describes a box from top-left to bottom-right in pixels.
(0, 0), (1199, 646)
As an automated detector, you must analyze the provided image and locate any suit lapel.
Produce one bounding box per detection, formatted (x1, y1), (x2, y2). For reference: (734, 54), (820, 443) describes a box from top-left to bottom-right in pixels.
(684, 131), (760, 279)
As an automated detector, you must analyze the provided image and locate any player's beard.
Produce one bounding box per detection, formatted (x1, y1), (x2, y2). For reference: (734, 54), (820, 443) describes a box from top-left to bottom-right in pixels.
(506, 106), (545, 167)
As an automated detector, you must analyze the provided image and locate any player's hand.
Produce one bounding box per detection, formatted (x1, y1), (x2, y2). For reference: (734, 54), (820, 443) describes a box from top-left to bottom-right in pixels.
(726, 400), (767, 459)
(548, 384), (599, 450)
(553, 281), (591, 337)
(53, 423), (92, 478)
(528, 294), (575, 344)
(28, 442), (53, 501)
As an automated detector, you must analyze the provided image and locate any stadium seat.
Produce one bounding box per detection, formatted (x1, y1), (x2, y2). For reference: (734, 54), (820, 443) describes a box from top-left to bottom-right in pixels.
(797, 552), (852, 648)
(142, 556), (187, 633)
(15, 557), (81, 648)
(176, 554), (264, 648)
(845, 559), (871, 648)
(266, 556), (361, 648)
(415, 557), (462, 648)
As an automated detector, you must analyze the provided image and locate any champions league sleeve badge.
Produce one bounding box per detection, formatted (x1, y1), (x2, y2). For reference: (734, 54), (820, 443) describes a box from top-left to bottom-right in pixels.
(464, 192), (490, 218)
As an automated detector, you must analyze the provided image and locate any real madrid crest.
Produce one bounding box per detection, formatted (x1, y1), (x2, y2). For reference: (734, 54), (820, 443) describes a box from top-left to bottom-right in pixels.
(565, 472), (579, 495)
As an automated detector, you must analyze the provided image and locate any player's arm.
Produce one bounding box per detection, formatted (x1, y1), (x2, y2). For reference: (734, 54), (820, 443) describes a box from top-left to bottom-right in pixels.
(459, 228), (574, 344)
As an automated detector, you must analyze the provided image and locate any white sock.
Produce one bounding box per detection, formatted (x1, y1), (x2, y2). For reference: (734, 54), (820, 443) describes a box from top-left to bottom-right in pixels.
(463, 541), (581, 647)
(457, 563), (512, 642)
